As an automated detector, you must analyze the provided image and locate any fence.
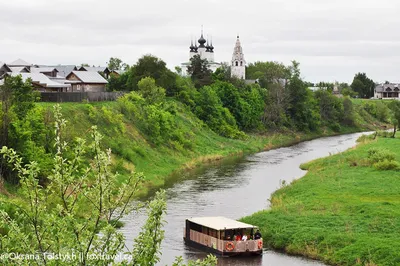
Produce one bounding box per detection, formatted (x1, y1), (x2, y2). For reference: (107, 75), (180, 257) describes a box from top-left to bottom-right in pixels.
(40, 92), (126, 102)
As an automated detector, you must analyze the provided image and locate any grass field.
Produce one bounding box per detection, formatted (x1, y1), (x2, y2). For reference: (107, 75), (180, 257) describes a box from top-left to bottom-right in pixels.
(242, 136), (400, 265)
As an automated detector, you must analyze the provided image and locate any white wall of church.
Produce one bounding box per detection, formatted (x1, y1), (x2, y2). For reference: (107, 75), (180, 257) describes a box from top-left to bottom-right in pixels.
(231, 65), (245, 79)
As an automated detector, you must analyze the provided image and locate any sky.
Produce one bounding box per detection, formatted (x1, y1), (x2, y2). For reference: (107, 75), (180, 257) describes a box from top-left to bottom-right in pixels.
(1, 0), (400, 83)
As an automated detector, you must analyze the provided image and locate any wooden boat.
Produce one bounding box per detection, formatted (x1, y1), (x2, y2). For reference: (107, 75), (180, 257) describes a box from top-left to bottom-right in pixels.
(183, 216), (263, 256)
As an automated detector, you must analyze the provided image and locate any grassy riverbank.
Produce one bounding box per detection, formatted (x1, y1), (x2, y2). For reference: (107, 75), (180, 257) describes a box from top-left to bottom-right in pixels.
(242, 135), (400, 265)
(0, 99), (386, 200)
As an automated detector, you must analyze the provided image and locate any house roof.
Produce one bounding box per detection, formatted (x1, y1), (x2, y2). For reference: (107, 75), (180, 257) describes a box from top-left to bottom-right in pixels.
(375, 83), (400, 92)
(10, 73), (70, 88)
(187, 216), (258, 231)
(9, 58), (31, 66)
(67, 71), (108, 84)
(31, 67), (58, 73)
(79, 66), (109, 73)
(9, 66), (30, 73)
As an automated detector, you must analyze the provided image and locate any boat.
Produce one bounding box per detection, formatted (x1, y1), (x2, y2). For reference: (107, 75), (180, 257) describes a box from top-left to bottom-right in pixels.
(183, 216), (263, 256)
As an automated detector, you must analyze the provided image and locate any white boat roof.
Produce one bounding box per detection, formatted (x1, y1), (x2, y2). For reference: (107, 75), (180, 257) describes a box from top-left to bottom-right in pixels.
(187, 216), (257, 231)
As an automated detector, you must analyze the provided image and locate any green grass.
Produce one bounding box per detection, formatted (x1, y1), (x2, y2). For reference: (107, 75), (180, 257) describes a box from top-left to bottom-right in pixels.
(242, 136), (400, 265)
(26, 100), (383, 198)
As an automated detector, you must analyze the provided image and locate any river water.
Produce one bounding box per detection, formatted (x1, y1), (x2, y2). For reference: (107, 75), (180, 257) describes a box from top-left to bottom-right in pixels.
(120, 132), (368, 266)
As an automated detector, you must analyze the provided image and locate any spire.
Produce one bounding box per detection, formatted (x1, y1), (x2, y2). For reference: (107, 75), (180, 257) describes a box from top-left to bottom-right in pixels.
(210, 36), (214, 53)
(205, 35), (211, 52)
(190, 39), (195, 52)
(198, 25), (206, 48)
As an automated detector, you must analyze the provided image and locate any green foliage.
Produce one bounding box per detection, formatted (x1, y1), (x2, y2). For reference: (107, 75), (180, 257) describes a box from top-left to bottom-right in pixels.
(137, 77), (166, 104)
(368, 147), (396, 164)
(0, 105), (217, 266)
(127, 55), (177, 95)
(107, 57), (128, 71)
(212, 63), (231, 82)
(351, 73), (375, 98)
(373, 159), (400, 171)
(342, 97), (355, 126)
(187, 55), (213, 88)
(107, 71), (129, 91)
(242, 137), (400, 265)
(246, 61), (290, 89)
(314, 90), (344, 130)
(194, 86), (245, 139)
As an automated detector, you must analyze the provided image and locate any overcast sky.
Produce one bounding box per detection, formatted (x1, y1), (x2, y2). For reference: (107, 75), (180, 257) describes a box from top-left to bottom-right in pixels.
(1, 0), (399, 83)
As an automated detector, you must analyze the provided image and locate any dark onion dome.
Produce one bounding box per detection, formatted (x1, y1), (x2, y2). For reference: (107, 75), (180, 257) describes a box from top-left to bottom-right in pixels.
(198, 34), (206, 48)
(194, 42), (198, 52)
(189, 40), (195, 52)
(210, 40), (214, 52)
(205, 40), (211, 52)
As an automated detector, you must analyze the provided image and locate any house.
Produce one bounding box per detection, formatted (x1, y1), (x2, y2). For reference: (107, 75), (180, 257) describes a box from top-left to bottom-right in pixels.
(78, 66), (110, 78)
(374, 83), (400, 99)
(31, 67), (59, 77)
(65, 71), (108, 92)
(9, 73), (71, 92)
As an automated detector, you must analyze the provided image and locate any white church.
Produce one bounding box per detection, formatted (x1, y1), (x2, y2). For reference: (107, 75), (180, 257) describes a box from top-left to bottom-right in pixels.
(181, 30), (246, 80)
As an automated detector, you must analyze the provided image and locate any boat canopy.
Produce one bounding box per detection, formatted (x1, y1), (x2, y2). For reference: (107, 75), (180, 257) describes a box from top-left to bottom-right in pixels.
(187, 216), (257, 231)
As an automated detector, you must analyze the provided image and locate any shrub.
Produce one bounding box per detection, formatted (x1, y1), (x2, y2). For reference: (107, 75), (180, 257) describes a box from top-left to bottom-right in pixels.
(368, 148), (396, 164)
(373, 160), (400, 171)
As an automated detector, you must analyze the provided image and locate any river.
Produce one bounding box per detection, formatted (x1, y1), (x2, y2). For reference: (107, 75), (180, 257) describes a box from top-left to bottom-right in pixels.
(120, 132), (368, 265)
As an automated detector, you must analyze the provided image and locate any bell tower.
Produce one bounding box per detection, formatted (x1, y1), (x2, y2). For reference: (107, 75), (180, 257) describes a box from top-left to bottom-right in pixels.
(231, 35), (246, 79)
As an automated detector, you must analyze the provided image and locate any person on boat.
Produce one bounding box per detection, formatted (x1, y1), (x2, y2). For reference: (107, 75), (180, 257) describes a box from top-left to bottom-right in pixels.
(254, 230), (262, 240)
(241, 234), (248, 241)
(235, 233), (241, 241)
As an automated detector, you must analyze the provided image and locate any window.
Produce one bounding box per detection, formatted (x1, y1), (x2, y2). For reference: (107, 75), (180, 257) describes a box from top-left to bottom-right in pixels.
(235, 61), (238, 66)
(240, 61), (243, 66)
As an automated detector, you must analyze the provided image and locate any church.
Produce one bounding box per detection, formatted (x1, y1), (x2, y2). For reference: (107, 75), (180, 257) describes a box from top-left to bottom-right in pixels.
(181, 30), (246, 80)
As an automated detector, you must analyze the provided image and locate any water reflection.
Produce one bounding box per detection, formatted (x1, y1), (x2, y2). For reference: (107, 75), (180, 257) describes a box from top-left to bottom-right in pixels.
(120, 133), (369, 266)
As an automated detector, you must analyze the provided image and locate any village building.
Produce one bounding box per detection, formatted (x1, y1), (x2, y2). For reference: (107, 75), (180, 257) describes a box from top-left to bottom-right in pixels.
(66, 71), (108, 92)
(181, 29), (221, 75)
(10, 72), (71, 92)
(374, 83), (400, 99)
(79, 66), (111, 78)
(231, 36), (246, 80)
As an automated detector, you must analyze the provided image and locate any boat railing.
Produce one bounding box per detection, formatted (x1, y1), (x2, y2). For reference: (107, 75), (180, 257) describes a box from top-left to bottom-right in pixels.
(186, 229), (262, 253)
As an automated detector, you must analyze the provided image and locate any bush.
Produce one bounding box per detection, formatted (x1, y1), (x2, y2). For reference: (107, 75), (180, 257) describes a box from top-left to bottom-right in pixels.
(373, 159), (400, 171)
(368, 148), (396, 164)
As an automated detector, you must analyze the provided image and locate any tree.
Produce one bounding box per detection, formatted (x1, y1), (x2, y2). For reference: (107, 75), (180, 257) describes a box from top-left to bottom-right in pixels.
(351, 73), (375, 98)
(0, 75), (38, 183)
(80, 63), (90, 67)
(212, 63), (231, 82)
(107, 57), (127, 71)
(246, 61), (290, 89)
(0, 105), (217, 265)
(127, 55), (177, 96)
(389, 101), (400, 137)
(175, 66), (182, 76)
(187, 55), (212, 88)
(342, 96), (355, 126)
(137, 77), (166, 104)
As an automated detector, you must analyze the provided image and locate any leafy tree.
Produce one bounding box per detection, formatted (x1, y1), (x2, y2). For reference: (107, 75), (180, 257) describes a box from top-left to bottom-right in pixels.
(175, 66), (182, 75)
(389, 101), (400, 137)
(80, 63), (90, 67)
(137, 77), (166, 104)
(341, 87), (358, 97)
(0, 105), (216, 265)
(187, 55), (212, 88)
(107, 71), (129, 91)
(351, 73), (375, 98)
(246, 61), (290, 89)
(107, 57), (126, 71)
(342, 96), (355, 126)
(0, 75), (38, 183)
(127, 55), (177, 95)
(212, 63), (231, 82)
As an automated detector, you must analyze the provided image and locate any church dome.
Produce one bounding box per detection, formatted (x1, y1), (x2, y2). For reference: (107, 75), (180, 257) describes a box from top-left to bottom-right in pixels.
(198, 34), (206, 47)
